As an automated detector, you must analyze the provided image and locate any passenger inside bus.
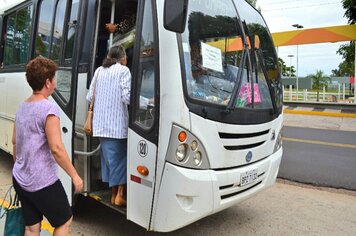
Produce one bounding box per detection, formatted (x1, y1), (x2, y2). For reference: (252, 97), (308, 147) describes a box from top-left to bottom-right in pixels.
(93, 0), (156, 204)
(90, 0), (139, 206)
(87, 46), (130, 207)
(186, 41), (271, 108)
(96, 0), (137, 71)
(187, 43), (235, 104)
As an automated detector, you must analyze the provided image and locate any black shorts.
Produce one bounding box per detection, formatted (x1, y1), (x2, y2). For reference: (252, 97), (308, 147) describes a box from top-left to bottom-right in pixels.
(13, 177), (72, 227)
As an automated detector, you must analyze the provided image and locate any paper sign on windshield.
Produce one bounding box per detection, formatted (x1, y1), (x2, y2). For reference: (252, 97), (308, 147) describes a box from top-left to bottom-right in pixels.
(201, 42), (223, 72)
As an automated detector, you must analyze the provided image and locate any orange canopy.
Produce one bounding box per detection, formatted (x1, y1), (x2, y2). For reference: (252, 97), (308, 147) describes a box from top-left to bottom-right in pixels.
(208, 35), (260, 52)
(271, 24), (356, 47)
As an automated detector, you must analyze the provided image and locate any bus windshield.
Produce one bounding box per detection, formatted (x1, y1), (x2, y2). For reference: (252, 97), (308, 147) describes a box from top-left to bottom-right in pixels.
(181, 0), (282, 110)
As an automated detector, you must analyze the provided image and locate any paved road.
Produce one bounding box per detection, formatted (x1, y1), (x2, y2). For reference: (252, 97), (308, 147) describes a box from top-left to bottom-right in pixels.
(279, 126), (356, 190)
(1, 112), (356, 235)
(1, 153), (356, 235)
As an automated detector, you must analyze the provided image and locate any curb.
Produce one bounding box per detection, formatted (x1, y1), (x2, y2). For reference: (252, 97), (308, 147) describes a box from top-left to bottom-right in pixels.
(283, 109), (356, 118)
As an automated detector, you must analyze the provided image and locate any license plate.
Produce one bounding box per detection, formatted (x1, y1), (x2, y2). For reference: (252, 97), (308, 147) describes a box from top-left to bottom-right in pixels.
(240, 169), (258, 186)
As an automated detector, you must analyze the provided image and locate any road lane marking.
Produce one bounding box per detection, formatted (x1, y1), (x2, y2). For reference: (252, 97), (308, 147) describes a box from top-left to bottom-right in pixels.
(283, 137), (356, 149)
(41, 221), (55, 235)
(284, 109), (356, 118)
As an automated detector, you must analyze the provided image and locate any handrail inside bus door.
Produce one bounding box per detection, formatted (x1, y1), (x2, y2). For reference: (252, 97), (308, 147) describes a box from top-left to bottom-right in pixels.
(73, 132), (101, 194)
(73, 144), (101, 156)
(73, 131), (101, 156)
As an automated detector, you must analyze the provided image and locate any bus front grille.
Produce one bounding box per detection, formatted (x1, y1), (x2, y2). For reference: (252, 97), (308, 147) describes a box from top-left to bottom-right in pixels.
(218, 129), (270, 151)
(219, 171), (265, 200)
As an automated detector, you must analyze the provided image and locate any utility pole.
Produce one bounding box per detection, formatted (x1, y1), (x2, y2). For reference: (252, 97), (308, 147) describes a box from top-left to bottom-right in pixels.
(288, 54), (295, 99)
(292, 24), (304, 101)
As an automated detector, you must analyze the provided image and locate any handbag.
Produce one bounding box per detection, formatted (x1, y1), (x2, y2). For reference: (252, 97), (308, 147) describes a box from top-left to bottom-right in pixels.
(84, 72), (99, 135)
(0, 185), (25, 236)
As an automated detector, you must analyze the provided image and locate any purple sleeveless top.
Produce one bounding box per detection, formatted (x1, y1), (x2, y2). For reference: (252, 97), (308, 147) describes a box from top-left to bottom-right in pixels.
(12, 99), (60, 192)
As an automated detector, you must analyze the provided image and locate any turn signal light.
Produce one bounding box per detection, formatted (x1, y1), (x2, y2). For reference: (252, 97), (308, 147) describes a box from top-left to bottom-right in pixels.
(137, 165), (149, 176)
(178, 131), (187, 142)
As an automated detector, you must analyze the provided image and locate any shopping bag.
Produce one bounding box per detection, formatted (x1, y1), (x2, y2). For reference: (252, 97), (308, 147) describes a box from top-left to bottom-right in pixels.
(0, 185), (25, 236)
(4, 207), (25, 236)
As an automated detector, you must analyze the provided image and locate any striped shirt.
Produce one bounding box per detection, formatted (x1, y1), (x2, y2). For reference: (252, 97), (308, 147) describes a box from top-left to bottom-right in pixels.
(86, 63), (131, 139)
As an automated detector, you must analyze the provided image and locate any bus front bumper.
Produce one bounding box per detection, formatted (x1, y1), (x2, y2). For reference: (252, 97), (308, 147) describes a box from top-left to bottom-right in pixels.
(152, 148), (283, 232)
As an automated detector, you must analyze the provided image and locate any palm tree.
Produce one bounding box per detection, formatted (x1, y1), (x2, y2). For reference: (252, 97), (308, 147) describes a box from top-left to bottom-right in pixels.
(309, 70), (331, 102)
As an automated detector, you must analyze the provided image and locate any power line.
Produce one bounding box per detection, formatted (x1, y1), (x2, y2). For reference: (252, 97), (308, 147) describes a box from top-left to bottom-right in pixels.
(259, 0), (339, 5)
(262, 2), (340, 12)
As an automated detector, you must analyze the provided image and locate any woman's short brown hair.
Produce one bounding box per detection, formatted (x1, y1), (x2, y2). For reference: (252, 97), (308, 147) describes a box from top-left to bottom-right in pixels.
(26, 57), (57, 91)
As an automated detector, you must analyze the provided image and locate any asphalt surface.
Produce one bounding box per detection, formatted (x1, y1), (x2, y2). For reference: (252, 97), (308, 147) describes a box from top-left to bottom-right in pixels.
(1, 107), (356, 235)
(280, 126), (356, 190)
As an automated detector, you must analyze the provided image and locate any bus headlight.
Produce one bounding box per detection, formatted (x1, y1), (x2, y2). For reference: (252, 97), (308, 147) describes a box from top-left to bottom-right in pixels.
(273, 130), (283, 153)
(167, 125), (210, 169)
(176, 144), (188, 162)
(193, 151), (202, 166)
(191, 140), (198, 151)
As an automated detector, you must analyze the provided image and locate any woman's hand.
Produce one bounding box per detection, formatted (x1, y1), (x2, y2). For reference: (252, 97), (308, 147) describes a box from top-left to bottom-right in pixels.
(105, 23), (118, 33)
(73, 175), (84, 193)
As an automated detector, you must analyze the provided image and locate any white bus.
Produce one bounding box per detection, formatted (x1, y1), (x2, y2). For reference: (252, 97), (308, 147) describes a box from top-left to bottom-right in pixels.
(0, 0), (283, 232)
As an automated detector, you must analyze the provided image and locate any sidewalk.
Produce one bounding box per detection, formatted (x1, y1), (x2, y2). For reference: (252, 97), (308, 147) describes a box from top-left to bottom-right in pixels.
(283, 105), (356, 132)
(283, 105), (356, 118)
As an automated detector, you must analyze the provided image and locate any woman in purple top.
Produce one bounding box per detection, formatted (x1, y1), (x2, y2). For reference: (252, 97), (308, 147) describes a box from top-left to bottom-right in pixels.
(12, 57), (83, 236)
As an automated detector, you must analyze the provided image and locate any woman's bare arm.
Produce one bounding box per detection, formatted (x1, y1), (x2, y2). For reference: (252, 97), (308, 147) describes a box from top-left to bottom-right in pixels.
(12, 125), (16, 162)
(45, 115), (83, 193)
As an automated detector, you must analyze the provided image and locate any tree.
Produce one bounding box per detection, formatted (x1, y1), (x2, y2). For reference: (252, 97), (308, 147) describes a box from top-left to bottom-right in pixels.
(342, 0), (356, 24)
(333, 0), (355, 76)
(336, 41), (355, 76)
(278, 57), (296, 77)
(309, 70), (331, 102)
(246, 0), (257, 7)
(246, 0), (261, 11)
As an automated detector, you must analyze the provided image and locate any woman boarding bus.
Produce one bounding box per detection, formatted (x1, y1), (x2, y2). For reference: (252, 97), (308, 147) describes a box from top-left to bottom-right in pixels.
(0, 0), (283, 232)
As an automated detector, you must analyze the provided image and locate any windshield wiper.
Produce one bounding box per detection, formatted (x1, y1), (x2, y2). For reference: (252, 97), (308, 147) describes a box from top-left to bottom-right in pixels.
(226, 48), (247, 110)
(255, 49), (278, 113)
(241, 21), (258, 108)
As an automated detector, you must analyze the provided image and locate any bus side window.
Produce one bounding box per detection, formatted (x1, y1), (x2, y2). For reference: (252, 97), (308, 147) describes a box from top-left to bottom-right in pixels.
(134, 0), (156, 129)
(64, 0), (80, 65)
(35, 0), (56, 58)
(3, 4), (33, 66)
(0, 17), (5, 68)
(51, 0), (68, 63)
(35, 0), (78, 103)
(4, 13), (16, 65)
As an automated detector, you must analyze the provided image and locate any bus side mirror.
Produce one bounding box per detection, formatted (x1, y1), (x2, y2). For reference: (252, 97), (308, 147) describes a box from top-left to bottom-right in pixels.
(163, 0), (188, 33)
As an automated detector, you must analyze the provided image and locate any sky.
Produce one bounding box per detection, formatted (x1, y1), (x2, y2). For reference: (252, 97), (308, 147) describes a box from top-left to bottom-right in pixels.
(256, 0), (349, 77)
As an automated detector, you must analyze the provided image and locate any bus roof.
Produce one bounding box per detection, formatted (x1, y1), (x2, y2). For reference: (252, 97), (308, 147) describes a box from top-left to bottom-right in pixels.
(0, 0), (27, 15)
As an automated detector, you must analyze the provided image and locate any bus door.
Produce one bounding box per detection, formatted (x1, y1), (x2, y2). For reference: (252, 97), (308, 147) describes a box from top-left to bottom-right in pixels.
(127, 0), (159, 229)
(77, 0), (143, 206)
(0, 15), (3, 63)
(34, 0), (82, 202)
